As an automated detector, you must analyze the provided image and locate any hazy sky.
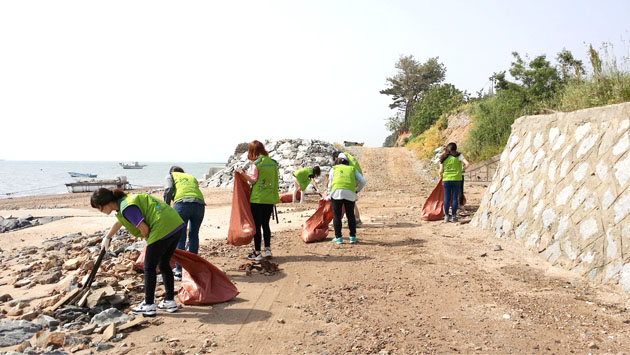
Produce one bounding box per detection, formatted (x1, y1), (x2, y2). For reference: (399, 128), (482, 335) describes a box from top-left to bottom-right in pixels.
(1, 0), (628, 162)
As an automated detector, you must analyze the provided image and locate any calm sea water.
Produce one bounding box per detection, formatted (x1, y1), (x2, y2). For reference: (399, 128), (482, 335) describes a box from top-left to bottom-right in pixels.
(0, 161), (225, 199)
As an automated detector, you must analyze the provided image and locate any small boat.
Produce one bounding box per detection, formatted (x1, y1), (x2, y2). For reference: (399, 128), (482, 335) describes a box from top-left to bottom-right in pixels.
(119, 162), (147, 169)
(68, 172), (98, 178)
(343, 140), (364, 147)
(65, 176), (131, 193)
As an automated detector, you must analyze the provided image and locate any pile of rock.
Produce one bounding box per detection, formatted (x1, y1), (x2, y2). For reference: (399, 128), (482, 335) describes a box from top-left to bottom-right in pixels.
(203, 139), (337, 191)
(0, 230), (153, 352)
(0, 215), (64, 233)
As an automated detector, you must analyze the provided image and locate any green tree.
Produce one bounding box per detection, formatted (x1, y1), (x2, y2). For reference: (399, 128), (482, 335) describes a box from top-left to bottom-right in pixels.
(557, 48), (585, 81)
(409, 83), (464, 136)
(380, 55), (446, 128)
(492, 52), (562, 110)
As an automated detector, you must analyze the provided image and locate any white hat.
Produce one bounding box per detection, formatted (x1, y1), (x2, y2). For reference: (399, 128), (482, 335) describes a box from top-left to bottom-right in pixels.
(338, 153), (347, 160)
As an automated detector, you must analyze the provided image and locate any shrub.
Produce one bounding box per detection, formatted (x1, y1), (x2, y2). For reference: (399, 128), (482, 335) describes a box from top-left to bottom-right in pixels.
(406, 121), (444, 161)
(463, 90), (526, 161)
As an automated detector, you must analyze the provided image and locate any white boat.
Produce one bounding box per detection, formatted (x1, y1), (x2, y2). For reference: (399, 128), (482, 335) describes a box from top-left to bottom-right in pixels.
(68, 172), (98, 178)
(119, 162), (147, 169)
(65, 176), (131, 193)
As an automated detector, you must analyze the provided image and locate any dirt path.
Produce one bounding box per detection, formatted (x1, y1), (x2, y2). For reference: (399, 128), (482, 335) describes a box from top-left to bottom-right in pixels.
(2, 147), (630, 354)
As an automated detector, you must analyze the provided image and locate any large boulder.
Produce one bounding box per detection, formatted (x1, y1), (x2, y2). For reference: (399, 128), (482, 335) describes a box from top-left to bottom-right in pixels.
(203, 139), (337, 191)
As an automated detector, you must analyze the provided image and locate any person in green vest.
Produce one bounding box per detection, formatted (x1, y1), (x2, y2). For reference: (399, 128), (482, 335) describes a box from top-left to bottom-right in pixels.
(438, 142), (470, 223)
(326, 153), (366, 244)
(235, 140), (280, 260)
(91, 188), (185, 316)
(164, 166), (206, 281)
(291, 166), (322, 203)
(332, 151), (364, 226)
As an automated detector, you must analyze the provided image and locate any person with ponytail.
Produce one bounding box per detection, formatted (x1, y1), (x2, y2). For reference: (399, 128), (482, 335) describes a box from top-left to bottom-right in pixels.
(91, 188), (185, 316)
(235, 140), (280, 260)
(438, 142), (470, 223)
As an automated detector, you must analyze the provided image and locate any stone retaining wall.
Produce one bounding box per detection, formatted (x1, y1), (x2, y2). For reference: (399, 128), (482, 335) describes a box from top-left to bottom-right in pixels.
(471, 103), (630, 290)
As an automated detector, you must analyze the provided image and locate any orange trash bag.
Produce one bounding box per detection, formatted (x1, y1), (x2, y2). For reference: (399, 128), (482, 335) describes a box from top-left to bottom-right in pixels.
(279, 190), (301, 203)
(300, 198), (334, 243)
(422, 178), (445, 221)
(134, 248), (239, 305)
(227, 172), (255, 246)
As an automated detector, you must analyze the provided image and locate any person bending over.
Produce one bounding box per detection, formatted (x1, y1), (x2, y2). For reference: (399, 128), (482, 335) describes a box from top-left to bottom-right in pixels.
(92, 188), (184, 316)
(292, 166), (322, 203)
(164, 166), (206, 281)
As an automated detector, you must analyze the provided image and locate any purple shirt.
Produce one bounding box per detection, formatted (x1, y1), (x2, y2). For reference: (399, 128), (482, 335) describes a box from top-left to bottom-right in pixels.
(122, 205), (184, 240)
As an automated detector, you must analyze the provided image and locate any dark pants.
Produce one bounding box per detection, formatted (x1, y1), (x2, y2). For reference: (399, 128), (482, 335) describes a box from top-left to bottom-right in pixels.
(331, 198), (356, 238)
(443, 180), (462, 217)
(251, 203), (273, 251)
(143, 229), (183, 304)
(173, 202), (205, 271)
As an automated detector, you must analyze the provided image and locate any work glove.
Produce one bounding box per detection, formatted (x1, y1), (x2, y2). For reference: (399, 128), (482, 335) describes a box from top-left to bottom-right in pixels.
(100, 235), (111, 251)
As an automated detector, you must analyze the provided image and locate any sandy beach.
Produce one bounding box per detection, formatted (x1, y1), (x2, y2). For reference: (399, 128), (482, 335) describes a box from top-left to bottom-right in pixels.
(1, 147), (630, 354)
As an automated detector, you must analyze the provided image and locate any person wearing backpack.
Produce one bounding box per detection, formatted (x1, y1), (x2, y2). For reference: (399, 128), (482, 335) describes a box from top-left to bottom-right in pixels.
(326, 153), (366, 244)
(236, 140), (280, 260)
(438, 142), (470, 223)
(164, 166), (206, 280)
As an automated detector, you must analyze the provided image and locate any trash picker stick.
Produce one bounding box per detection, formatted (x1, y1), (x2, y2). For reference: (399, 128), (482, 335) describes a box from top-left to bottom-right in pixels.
(66, 247), (106, 306)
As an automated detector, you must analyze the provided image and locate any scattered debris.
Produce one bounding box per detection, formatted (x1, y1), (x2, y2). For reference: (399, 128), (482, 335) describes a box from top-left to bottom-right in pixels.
(238, 260), (280, 276)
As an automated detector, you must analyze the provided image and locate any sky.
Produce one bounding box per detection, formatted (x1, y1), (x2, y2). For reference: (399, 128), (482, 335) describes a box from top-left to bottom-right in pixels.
(0, 0), (629, 162)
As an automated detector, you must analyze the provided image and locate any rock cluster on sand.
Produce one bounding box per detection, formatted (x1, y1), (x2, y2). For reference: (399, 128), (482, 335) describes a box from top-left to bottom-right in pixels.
(0, 230), (153, 352)
(0, 215), (64, 233)
(203, 139), (337, 191)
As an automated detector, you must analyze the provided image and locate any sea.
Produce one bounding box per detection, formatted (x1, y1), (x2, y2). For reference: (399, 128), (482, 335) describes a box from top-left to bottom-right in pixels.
(0, 161), (225, 199)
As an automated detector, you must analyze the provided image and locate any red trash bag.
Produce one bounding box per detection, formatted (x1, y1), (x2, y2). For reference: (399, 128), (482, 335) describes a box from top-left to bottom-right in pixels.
(422, 179), (445, 221)
(300, 199), (334, 243)
(227, 172), (255, 246)
(134, 248), (239, 305)
(279, 190), (301, 203)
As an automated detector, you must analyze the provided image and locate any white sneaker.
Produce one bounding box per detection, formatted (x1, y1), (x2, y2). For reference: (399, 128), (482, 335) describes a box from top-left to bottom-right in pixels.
(247, 251), (263, 261)
(130, 300), (156, 316)
(157, 299), (179, 313)
(264, 248), (272, 258)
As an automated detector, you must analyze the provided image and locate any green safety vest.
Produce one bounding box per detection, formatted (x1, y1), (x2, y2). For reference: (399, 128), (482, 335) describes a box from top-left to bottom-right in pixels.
(171, 172), (204, 203)
(250, 155), (280, 204)
(331, 165), (356, 192)
(115, 194), (184, 245)
(442, 155), (463, 181)
(345, 152), (362, 174)
(292, 167), (313, 191)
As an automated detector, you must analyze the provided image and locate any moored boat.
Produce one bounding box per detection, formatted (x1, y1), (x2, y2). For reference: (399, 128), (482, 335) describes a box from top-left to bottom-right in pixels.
(119, 162), (147, 169)
(65, 176), (131, 193)
(68, 172), (98, 178)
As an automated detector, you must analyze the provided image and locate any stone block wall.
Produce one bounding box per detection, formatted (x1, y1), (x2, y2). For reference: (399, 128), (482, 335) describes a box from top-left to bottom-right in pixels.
(471, 103), (630, 290)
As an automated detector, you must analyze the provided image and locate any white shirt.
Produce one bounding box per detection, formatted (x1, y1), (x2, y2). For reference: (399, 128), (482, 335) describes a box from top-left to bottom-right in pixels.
(327, 169), (366, 202)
